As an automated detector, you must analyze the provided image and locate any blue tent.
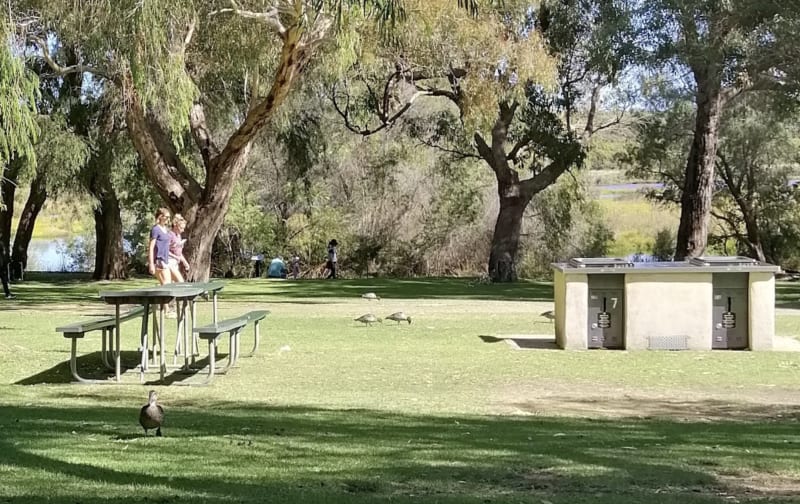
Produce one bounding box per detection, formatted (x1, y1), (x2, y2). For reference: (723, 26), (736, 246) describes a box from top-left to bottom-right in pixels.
(267, 257), (287, 278)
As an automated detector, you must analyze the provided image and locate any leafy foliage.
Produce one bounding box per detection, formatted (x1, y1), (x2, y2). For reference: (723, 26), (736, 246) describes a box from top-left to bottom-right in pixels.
(520, 176), (614, 276)
(33, 113), (89, 193)
(0, 16), (39, 169)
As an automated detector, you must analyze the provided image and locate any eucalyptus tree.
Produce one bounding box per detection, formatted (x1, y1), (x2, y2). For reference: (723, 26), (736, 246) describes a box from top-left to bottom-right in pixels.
(634, 0), (800, 260)
(626, 90), (800, 265)
(13, 0), (403, 280)
(329, 0), (634, 281)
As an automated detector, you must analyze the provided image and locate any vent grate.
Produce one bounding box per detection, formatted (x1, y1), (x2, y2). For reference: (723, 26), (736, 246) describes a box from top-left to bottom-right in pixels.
(647, 335), (689, 351)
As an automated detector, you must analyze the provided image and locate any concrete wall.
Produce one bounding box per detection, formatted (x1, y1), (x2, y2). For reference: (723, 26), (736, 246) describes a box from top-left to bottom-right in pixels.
(553, 270), (566, 349)
(624, 273), (714, 350)
(556, 273), (588, 349)
(749, 273), (775, 350)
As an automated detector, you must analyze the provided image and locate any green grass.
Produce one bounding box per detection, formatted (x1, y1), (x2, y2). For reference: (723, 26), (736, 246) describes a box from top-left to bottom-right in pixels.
(1, 276), (799, 503)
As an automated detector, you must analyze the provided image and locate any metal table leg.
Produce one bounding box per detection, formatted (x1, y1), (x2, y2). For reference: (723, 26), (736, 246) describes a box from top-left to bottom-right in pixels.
(158, 305), (166, 381)
(114, 304), (121, 383)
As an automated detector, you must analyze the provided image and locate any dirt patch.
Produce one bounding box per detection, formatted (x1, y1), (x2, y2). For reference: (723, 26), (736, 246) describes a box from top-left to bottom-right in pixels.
(718, 472), (800, 499)
(493, 381), (800, 421)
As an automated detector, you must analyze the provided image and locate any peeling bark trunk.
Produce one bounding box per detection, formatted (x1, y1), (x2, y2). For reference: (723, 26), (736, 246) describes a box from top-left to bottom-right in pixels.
(183, 149), (250, 281)
(89, 169), (127, 280)
(11, 172), (47, 269)
(675, 76), (724, 260)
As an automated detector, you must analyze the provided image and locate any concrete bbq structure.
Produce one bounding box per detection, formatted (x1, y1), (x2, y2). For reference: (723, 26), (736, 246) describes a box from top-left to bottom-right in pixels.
(551, 257), (780, 351)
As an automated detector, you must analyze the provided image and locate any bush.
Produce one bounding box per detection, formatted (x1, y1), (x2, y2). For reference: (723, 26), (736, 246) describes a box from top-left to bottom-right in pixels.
(652, 227), (675, 261)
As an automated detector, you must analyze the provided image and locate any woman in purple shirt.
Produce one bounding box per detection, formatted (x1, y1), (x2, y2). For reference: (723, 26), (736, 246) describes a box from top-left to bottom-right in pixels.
(148, 207), (172, 285)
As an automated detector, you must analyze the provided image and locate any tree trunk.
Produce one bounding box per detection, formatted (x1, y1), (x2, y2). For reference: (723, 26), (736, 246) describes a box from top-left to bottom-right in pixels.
(0, 158), (23, 252)
(183, 171), (248, 281)
(11, 172), (47, 269)
(489, 190), (529, 282)
(474, 101), (578, 283)
(675, 76), (724, 260)
(739, 209), (765, 262)
(89, 170), (127, 280)
(123, 25), (310, 281)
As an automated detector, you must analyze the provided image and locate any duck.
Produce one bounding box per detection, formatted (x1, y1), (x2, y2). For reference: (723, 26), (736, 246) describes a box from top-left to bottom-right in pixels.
(139, 390), (164, 437)
(354, 313), (382, 326)
(386, 312), (412, 324)
(361, 292), (381, 301)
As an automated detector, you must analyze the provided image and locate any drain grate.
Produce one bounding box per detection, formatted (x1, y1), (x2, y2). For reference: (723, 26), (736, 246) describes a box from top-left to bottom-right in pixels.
(647, 335), (689, 350)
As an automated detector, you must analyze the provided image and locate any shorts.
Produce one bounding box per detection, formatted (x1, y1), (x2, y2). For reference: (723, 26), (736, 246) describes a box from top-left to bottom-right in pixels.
(156, 259), (169, 270)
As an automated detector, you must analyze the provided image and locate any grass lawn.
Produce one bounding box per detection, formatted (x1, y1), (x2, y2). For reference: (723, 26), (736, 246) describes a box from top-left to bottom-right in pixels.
(1, 275), (799, 503)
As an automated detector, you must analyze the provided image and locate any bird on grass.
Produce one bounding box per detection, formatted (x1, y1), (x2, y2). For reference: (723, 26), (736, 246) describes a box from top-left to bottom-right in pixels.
(361, 292), (381, 301)
(540, 310), (555, 322)
(139, 390), (164, 437)
(355, 313), (382, 326)
(386, 312), (412, 325)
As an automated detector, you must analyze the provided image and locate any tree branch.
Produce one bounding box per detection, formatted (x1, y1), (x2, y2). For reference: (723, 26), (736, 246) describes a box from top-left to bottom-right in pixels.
(189, 103), (220, 171)
(330, 78), (445, 136)
(506, 137), (530, 162)
(182, 17), (197, 54)
(209, 0), (287, 38)
(29, 36), (110, 80)
(473, 133), (493, 165)
(416, 137), (481, 161)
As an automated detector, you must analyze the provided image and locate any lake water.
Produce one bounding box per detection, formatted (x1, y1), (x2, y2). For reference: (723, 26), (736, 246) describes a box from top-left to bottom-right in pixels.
(27, 238), (87, 272)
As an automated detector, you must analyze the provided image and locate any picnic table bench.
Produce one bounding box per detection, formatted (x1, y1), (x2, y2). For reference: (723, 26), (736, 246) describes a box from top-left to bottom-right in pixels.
(242, 310), (270, 357)
(192, 310), (270, 384)
(56, 306), (146, 384)
(57, 281), (269, 385)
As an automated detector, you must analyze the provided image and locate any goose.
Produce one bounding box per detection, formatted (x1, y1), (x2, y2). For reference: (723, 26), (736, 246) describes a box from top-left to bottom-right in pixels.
(540, 310), (555, 322)
(386, 312), (412, 324)
(354, 313), (382, 326)
(361, 292), (381, 301)
(139, 390), (164, 437)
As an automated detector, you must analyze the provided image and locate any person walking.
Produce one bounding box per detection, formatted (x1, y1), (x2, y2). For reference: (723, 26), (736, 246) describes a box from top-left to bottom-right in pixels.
(0, 240), (14, 299)
(168, 214), (190, 283)
(148, 207), (174, 316)
(291, 253), (301, 279)
(326, 239), (338, 279)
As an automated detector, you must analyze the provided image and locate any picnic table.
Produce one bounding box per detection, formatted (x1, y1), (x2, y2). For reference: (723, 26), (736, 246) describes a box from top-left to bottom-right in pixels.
(98, 281), (224, 383)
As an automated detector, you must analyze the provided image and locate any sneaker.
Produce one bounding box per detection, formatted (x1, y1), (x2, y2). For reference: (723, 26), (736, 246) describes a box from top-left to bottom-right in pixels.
(4, 293), (15, 300)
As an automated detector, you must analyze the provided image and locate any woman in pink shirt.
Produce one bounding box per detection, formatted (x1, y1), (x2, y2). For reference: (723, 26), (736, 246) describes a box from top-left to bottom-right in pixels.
(168, 214), (190, 282)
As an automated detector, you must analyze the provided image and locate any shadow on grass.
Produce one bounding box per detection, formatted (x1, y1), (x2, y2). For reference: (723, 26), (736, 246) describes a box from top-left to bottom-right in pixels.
(1, 401), (799, 503)
(776, 282), (800, 309)
(6, 273), (554, 306)
(231, 277), (554, 302)
(479, 335), (558, 349)
(15, 351), (235, 386)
